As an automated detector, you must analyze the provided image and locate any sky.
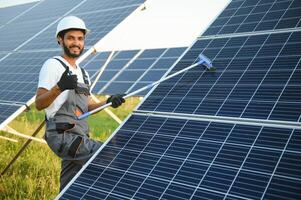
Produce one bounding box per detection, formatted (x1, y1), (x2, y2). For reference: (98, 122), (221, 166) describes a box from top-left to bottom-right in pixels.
(0, 0), (230, 51)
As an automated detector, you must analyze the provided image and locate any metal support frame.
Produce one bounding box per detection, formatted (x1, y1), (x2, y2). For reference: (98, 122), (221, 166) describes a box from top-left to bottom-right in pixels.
(2, 125), (46, 144)
(1, 120), (45, 176)
(0, 135), (18, 143)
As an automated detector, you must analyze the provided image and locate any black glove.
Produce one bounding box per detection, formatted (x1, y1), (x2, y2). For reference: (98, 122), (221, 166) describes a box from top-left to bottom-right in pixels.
(106, 94), (125, 108)
(57, 68), (78, 91)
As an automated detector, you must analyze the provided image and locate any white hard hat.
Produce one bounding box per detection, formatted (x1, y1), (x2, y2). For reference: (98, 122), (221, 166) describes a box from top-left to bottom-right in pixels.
(55, 16), (90, 38)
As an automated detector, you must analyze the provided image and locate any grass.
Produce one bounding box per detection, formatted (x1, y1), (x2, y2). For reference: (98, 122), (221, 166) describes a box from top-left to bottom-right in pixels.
(0, 96), (140, 200)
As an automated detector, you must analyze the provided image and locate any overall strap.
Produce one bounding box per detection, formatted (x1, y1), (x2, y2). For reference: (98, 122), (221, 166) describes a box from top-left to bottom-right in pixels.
(80, 67), (89, 85)
(53, 57), (89, 85)
(53, 57), (69, 71)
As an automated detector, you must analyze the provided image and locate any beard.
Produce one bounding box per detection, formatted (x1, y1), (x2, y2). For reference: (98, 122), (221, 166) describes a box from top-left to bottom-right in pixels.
(62, 42), (84, 58)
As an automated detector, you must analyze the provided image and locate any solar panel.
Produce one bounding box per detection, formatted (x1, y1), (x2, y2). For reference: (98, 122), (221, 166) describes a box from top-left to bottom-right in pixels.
(93, 47), (186, 95)
(203, 0), (301, 36)
(0, 51), (59, 103)
(58, 114), (301, 199)
(0, 104), (23, 127)
(19, 2), (143, 51)
(0, 0), (83, 52)
(138, 31), (301, 122)
(0, 18), (56, 52)
(71, 0), (143, 14)
(14, 0), (83, 23)
(0, 2), (37, 27)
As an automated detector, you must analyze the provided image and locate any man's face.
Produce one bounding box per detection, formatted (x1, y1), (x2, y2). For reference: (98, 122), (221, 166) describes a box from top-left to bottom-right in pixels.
(60, 30), (85, 58)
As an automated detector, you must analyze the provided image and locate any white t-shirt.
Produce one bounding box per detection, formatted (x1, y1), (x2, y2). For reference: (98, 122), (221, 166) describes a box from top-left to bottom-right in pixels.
(38, 56), (90, 119)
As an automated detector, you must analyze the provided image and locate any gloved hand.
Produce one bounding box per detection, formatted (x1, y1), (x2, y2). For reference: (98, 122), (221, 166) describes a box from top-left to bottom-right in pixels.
(106, 94), (125, 108)
(57, 68), (78, 91)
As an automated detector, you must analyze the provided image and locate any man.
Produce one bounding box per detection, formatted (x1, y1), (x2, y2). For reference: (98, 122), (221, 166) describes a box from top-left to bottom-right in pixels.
(35, 16), (125, 191)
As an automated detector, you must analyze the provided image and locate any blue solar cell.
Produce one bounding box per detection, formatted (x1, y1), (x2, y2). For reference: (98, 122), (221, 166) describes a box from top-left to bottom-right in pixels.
(243, 147), (282, 173)
(126, 83), (150, 95)
(276, 151), (301, 179)
(161, 183), (195, 199)
(227, 16), (246, 25)
(252, 3), (271, 13)
(241, 0), (259, 7)
(200, 165), (237, 193)
(115, 70), (144, 81)
(173, 161), (208, 186)
(0, 104), (23, 125)
(162, 47), (186, 57)
(263, 176), (301, 200)
(214, 144), (250, 168)
(105, 60), (131, 70)
(133, 177), (169, 199)
(113, 50), (139, 59)
(103, 82), (133, 94)
(126, 59), (155, 70)
(236, 7), (253, 16)
(97, 70), (119, 81)
(151, 58), (178, 69)
(276, 17), (300, 29)
(139, 70), (166, 81)
(227, 1), (244, 9)
(138, 48), (166, 58)
(192, 188), (224, 200)
(269, 102), (301, 121)
(228, 170), (271, 199)
(270, 1), (291, 11)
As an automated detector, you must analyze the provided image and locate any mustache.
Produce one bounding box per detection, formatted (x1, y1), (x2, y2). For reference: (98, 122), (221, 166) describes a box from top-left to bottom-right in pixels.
(69, 45), (81, 49)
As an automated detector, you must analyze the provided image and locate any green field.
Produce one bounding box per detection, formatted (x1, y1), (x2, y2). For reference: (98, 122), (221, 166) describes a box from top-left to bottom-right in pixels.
(0, 96), (140, 200)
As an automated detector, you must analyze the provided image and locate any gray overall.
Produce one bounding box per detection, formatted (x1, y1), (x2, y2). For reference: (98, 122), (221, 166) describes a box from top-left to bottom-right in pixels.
(44, 58), (102, 191)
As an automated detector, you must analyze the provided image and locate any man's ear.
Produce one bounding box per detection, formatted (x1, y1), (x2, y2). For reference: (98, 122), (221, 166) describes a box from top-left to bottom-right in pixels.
(57, 37), (63, 45)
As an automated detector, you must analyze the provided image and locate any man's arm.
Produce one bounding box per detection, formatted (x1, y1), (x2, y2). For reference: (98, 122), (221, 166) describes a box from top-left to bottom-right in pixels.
(87, 96), (106, 112)
(36, 67), (78, 111)
(35, 86), (62, 111)
(87, 94), (125, 113)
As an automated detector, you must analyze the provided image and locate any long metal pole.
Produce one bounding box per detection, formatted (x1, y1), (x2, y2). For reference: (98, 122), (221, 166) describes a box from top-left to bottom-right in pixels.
(78, 53), (215, 120)
(78, 62), (200, 119)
